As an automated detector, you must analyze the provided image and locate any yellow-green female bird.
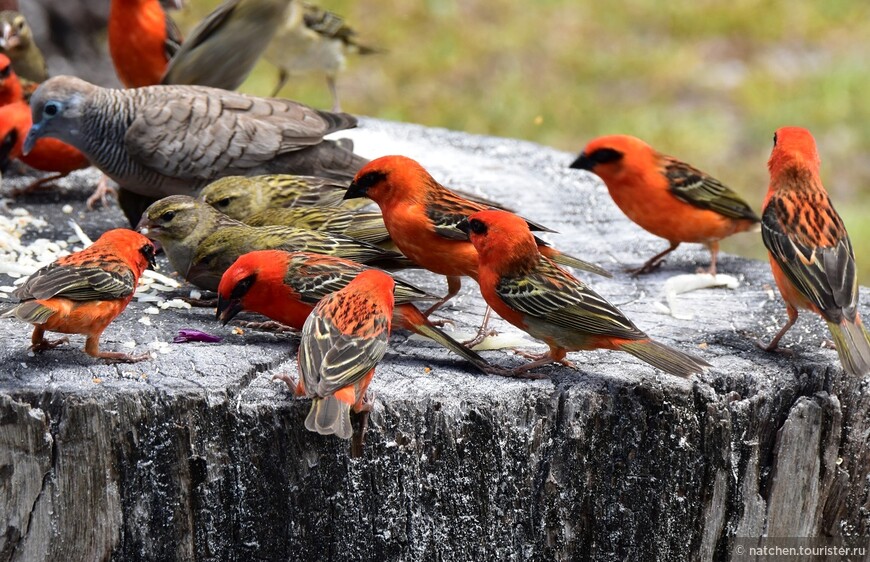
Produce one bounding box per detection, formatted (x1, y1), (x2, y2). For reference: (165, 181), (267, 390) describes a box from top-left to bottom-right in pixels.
(162, 0), (292, 90)
(0, 10), (47, 83)
(264, 1), (380, 111)
(137, 195), (407, 291)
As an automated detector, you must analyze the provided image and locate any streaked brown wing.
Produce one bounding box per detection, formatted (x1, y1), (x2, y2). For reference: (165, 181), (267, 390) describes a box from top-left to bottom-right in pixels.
(496, 257), (644, 340)
(14, 262), (135, 302)
(299, 294), (389, 395)
(664, 156), (760, 221)
(762, 193), (858, 321)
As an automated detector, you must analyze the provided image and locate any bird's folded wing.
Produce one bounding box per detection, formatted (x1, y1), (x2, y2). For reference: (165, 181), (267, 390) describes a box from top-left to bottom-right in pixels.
(665, 157), (760, 221)
(300, 310), (389, 395)
(125, 92), (348, 178)
(13, 263), (135, 301)
(496, 259), (642, 339)
(762, 204), (858, 318)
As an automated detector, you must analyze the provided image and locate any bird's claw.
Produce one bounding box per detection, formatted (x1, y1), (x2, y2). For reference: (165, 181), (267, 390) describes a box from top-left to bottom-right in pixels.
(756, 338), (794, 356)
(271, 373), (298, 392)
(86, 177), (117, 209)
(30, 336), (70, 353)
(463, 328), (498, 349)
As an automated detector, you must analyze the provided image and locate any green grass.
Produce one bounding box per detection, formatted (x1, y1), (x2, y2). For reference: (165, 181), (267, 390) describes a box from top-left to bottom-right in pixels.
(180, 0), (870, 282)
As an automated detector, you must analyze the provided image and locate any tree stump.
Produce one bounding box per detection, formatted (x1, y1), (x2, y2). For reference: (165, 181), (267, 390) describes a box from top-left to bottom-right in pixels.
(1, 119), (868, 561)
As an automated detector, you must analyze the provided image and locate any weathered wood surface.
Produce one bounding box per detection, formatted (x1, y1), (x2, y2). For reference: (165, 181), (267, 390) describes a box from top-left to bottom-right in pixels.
(1, 119), (868, 561)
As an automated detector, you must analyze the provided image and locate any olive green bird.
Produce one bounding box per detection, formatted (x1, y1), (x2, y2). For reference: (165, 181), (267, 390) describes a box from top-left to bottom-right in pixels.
(137, 195), (408, 291)
(200, 174), (372, 221)
(162, 0), (293, 90)
(241, 207), (389, 244)
(0, 11), (47, 83)
(265, 1), (381, 111)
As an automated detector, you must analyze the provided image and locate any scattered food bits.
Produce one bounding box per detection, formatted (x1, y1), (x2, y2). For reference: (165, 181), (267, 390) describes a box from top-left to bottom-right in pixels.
(61, 204), (73, 214)
(138, 316), (153, 326)
(159, 299), (191, 310)
(144, 306), (160, 315)
(231, 327), (244, 335)
(92, 377), (102, 384)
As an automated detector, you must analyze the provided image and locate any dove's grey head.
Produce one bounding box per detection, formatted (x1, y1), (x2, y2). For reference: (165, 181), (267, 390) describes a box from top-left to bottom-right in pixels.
(24, 75), (97, 155)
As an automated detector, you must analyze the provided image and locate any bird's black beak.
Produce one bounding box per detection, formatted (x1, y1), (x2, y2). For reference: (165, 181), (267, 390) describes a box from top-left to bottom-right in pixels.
(343, 180), (367, 200)
(456, 218), (470, 235)
(216, 295), (243, 325)
(569, 153), (595, 171)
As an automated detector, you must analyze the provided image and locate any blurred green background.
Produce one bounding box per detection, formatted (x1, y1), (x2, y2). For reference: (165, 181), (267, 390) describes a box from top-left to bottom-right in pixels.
(179, 0), (870, 282)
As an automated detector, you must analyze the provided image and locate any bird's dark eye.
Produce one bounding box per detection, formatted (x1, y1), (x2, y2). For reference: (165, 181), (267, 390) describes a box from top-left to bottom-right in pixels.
(772, 132), (778, 146)
(468, 219), (488, 235)
(0, 64), (9, 78)
(230, 274), (257, 300)
(587, 148), (624, 164)
(140, 243), (157, 267)
(43, 102), (60, 117)
(217, 198), (231, 208)
(354, 170), (387, 190)
(160, 210), (176, 222)
(15, 18), (24, 31)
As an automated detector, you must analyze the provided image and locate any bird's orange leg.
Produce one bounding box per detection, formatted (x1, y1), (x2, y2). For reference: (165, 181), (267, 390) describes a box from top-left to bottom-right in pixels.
(86, 174), (117, 209)
(10, 172), (69, 196)
(701, 241), (719, 276)
(84, 335), (150, 363)
(759, 304), (799, 353)
(272, 372), (306, 396)
(423, 275), (463, 316)
(463, 305), (498, 348)
(630, 241), (681, 275)
(29, 326), (69, 353)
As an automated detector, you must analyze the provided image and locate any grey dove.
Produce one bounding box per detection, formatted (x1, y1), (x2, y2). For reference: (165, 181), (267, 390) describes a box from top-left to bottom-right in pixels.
(23, 75), (366, 225)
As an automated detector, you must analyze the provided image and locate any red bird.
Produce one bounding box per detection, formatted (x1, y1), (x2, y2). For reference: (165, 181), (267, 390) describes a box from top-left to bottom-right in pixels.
(0, 53), (22, 105)
(215, 250), (491, 373)
(344, 155), (610, 318)
(3, 229), (156, 363)
(460, 209), (710, 377)
(760, 126), (870, 376)
(571, 134), (760, 275)
(0, 101), (90, 193)
(108, 0), (183, 88)
(291, 269), (394, 442)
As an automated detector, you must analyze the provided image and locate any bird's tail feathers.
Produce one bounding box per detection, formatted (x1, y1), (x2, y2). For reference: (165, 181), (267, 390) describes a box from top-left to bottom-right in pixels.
(549, 250), (612, 278)
(620, 339), (710, 378)
(827, 319), (870, 377)
(396, 304), (490, 373)
(305, 397), (353, 439)
(3, 302), (54, 324)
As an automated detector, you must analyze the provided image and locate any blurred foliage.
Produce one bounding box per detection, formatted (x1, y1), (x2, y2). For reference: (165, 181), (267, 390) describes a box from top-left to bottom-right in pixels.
(179, 0), (870, 281)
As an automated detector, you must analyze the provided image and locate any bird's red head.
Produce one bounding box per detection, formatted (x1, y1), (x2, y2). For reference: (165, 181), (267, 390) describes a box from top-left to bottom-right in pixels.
(0, 101), (30, 166)
(460, 209), (539, 273)
(345, 269), (396, 302)
(0, 55), (23, 106)
(344, 155), (436, 208)
(570, 134), (654, 185)
(216, 250), (292, 324)
(95, 228), (157, 274)
(768, 126), (821, 178)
